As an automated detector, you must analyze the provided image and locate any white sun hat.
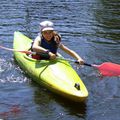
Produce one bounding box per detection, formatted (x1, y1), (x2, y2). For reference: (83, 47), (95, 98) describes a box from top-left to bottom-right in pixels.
(40, 20), (54, 32)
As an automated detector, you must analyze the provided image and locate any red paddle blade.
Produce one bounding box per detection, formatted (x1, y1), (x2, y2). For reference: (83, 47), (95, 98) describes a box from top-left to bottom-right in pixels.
(94, 62), (120, 77)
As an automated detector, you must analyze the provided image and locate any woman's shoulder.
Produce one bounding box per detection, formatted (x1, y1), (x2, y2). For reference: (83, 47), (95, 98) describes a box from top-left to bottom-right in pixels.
(34, 33), (42, 41)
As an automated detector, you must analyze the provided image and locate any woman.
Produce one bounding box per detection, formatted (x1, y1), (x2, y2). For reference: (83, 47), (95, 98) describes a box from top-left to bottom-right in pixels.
(32, 20), (84, 64)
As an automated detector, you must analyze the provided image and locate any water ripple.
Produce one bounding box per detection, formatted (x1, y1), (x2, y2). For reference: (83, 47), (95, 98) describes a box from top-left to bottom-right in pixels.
(0, 0), (120, 120)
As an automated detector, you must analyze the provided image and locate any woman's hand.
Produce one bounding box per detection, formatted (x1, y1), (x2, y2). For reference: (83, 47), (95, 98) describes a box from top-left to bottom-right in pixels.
(48, 52), (57, 60)
(54, 35), (61, 44)
(53, 31), (61, 44)
(77, 58), (84, 65)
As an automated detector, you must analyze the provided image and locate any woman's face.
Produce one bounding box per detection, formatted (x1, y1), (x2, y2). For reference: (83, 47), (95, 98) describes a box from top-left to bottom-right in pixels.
(42, 30), (54, 41)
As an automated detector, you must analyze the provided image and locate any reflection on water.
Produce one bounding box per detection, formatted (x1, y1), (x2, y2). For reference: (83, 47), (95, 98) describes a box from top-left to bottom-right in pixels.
(93, 0), (120, 41)
(85, 0), (120, 64)
(32, 83), (87, 119)
(0, 0), (120, 120)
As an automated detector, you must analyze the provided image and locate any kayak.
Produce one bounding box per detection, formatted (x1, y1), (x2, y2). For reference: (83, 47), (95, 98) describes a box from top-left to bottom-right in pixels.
(13, 31), (88, 102)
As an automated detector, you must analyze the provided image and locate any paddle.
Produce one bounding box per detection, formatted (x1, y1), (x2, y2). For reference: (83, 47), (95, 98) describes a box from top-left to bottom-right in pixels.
(58, 58), (120, 77)
(0, 45), (36, 55)
(0, 45), (50, 59)
(1, 45), (120, 77)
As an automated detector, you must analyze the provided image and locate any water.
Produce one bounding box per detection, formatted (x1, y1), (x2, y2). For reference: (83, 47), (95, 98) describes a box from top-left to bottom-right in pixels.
(0, 0), (120, 120)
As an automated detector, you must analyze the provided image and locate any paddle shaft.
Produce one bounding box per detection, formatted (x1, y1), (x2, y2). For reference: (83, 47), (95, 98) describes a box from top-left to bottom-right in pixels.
(75, 61), (92, 67)
(0, 45), (50, 59)
(58, 57), (92, 67)
(0, 45), (36, 55)
(0, 45), (93, 66)
(1, 45), (120, 76)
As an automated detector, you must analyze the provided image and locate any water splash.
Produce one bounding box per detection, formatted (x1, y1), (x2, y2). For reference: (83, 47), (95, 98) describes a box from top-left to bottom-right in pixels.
(0, 58), (30, 84)
(0, 76), (30, 84)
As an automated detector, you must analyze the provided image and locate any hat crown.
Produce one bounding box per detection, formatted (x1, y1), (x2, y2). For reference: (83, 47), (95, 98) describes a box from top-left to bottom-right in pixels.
(40, 21), (54, 31)
(40, 21), (54, 27)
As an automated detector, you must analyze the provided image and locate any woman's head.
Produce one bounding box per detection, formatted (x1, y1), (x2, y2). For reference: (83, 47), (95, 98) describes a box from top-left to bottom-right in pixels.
(40, 20), (54, 41)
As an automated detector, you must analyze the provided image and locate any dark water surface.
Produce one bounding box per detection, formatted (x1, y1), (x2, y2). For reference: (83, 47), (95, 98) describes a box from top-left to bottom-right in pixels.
(0, 0), (120, 120)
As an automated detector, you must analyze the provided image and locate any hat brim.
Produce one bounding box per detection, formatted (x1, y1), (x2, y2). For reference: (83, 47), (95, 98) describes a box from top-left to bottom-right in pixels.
(42, 27), (54, 32)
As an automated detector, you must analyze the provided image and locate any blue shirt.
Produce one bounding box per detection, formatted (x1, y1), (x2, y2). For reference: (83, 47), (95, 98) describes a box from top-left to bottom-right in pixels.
(40, 36), (58, 54)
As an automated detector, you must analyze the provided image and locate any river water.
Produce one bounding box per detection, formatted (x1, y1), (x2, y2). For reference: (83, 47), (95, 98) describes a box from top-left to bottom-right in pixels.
(0, 0), (120, 120)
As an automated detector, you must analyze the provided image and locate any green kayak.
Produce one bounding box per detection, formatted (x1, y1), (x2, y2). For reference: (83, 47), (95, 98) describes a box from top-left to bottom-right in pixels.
(13, 31), (88, 102)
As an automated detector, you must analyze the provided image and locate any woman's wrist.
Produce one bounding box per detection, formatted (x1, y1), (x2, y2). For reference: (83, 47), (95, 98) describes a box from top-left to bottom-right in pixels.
(45, 50), (50, 54)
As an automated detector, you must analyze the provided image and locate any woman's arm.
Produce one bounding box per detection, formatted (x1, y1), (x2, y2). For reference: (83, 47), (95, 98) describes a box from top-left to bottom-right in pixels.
(59, 43), (84, 64)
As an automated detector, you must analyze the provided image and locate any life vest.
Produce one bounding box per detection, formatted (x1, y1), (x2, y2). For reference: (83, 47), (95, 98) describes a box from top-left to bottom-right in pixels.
(40, 36), (58, 54)
(32, 35), (59, 60)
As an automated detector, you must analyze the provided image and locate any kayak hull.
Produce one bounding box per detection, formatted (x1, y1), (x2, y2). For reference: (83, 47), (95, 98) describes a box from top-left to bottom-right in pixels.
(13, 31), (88, 102)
